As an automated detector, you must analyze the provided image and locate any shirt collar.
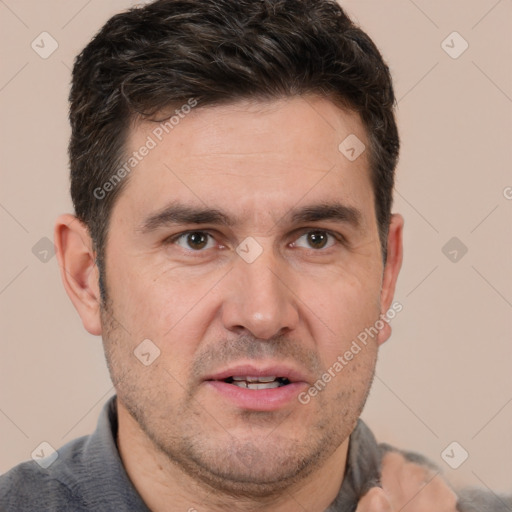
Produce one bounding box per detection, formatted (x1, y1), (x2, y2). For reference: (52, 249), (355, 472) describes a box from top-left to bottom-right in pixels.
(81, 395), (150, 512)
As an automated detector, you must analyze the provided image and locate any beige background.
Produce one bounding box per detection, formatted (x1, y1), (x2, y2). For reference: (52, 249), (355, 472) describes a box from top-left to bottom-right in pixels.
(1, 0), (511, 495)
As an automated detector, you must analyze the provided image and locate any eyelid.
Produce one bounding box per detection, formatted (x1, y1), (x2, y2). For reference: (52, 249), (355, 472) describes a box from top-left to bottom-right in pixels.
(163, 227), (348, 251)
(165, 229), (219, 250)
(291, 230), (331, 250)
(291, 228), (348, 247)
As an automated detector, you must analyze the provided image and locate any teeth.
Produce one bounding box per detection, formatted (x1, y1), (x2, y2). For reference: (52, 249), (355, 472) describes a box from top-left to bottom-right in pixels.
(232, 376), (277, 383)
(248, 381), (281, 390)
(232, 381), (281, 390)
(227, 376), (291, 389)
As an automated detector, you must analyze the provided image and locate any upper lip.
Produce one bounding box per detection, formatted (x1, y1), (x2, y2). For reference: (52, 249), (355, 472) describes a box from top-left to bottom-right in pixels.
(203, 363), (311, 384)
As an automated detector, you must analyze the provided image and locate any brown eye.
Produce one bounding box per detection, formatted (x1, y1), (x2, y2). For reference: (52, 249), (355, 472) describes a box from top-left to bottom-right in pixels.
(186, 232), (208, 249)
(307, 231), (328, 249)
(174, 231), (214, 251)
(293, 230), (337, 250)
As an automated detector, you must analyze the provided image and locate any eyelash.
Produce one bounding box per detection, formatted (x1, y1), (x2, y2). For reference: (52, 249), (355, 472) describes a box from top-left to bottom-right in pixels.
(165, 229), (347, 253)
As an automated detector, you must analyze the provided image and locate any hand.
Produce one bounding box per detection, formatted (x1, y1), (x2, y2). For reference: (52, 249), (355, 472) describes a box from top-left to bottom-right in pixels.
(356, 451), (458, 511)
(355, 487), (393, 512)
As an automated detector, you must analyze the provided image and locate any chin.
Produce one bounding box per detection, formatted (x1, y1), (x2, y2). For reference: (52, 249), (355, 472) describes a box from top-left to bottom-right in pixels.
(161, 425), (343, 498)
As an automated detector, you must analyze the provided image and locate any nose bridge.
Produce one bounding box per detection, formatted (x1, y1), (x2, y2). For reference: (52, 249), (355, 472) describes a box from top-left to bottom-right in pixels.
(221, 243), (299, 339)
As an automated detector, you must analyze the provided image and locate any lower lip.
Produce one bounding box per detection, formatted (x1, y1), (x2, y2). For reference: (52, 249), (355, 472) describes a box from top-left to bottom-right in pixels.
(205, 381), (307, 411)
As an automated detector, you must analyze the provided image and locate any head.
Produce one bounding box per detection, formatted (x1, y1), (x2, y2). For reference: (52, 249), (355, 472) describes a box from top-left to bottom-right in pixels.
(56, 0), (403, 498)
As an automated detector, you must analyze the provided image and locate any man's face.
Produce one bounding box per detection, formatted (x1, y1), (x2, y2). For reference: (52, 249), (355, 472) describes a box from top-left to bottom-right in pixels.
(100, 96), (391, 493)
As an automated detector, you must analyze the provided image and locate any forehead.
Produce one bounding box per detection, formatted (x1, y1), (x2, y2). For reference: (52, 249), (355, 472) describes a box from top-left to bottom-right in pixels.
(115, 95), (374, 228)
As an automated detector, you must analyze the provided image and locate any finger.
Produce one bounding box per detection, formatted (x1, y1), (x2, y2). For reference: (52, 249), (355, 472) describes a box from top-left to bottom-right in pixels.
(355, 487), (394, 512)
(401, 474), (458, 512)
(380, 451), (458, 512)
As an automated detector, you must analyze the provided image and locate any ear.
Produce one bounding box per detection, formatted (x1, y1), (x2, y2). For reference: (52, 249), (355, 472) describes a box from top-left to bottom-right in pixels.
(54, 214), (102, 336)
(377, 213), (404, 346)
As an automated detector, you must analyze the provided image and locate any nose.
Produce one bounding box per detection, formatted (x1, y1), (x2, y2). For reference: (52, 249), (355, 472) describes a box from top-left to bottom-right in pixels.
(220, 249), (300, 340)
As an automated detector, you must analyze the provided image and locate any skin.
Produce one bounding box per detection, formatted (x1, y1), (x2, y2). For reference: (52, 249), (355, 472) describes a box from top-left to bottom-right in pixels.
(357, 451), (458, 511)
(55, 95), (454, 511)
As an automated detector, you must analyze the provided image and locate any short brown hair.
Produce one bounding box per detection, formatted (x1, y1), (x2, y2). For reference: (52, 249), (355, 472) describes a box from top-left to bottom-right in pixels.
(69, 0), (399, 300)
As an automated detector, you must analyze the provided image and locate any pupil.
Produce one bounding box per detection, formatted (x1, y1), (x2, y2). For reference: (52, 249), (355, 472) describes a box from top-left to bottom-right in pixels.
(308, 231), (327, 249)
(188, 232), (207, 249)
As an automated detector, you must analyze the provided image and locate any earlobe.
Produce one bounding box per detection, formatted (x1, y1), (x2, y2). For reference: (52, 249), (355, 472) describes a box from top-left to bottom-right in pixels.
(54, 214), (103, 336)
(377, 214), (404, 346)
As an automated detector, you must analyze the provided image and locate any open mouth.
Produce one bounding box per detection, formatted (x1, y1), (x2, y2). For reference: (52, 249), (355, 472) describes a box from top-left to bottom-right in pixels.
(222, 376), (292, 390)
(205, 367), (306, 410)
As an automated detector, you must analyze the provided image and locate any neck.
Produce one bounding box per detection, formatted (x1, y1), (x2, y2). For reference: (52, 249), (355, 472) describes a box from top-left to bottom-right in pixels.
(116, 401), (349, 512)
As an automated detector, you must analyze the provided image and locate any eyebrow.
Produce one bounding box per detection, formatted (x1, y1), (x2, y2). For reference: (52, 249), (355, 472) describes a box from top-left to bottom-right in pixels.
(138, 204), (235, 233)
(289, 203), (361, 227)
(138, 201), (361, 234)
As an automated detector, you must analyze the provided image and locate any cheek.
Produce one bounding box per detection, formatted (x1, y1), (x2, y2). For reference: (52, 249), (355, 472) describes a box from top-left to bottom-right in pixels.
(297, 268), (382, 358)
(107, 260), (223, 375)
(107, 251), (195, 331)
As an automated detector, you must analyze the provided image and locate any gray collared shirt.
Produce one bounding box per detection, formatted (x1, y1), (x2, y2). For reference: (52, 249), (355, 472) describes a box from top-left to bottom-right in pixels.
(1, 396), (510, 511)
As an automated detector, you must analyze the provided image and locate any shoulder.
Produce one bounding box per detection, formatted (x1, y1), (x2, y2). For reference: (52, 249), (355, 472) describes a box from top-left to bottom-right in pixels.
(457, 488), (512, 512)
(0, 436), (89, 512)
